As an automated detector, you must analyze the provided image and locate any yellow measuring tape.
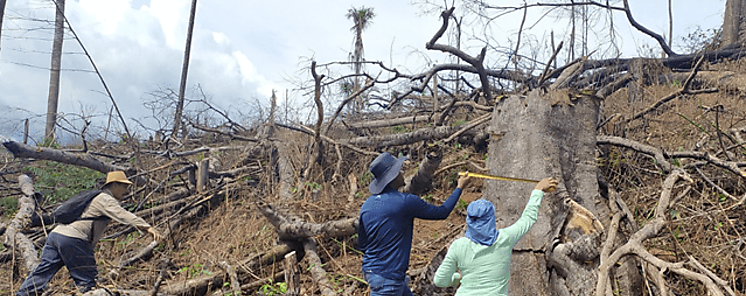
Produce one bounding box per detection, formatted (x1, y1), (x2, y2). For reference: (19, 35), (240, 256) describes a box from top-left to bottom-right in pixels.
(458, 171), (539, 184)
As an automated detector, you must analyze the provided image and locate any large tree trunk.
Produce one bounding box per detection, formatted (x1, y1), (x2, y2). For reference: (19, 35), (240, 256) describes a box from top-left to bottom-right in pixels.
(722, 0), (746, 48)
(45, 0), (65, 140)
(482, 89), (640, 296)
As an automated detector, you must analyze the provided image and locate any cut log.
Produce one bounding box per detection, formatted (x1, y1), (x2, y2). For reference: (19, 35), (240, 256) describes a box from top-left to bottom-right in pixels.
(303, 238), (335, 296)
(196, 159), (209, 193)
(402, 147), (442, 195)
(2, 141), (131, 175)
(284, 251), (300, 296)
(4, 175), (41, 273)
(257, 200), (357, 238)
(342, 125), (469, 148)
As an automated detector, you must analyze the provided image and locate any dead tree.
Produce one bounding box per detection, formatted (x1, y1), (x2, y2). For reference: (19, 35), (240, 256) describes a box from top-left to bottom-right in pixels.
(4, 175), (42, 273)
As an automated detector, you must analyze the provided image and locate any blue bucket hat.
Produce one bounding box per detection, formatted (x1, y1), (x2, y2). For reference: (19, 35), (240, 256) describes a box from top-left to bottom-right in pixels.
(369, 152), (408, 194)
(465, 199), (499, 246)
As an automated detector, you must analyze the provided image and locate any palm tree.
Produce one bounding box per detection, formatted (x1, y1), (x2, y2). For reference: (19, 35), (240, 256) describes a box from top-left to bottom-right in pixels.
(346, 6), (375, 110)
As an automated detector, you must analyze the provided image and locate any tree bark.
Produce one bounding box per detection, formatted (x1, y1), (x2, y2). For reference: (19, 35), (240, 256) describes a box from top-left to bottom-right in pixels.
(722, 0), (746, 48)
(0, 0), (6, 51)
(172, 0), (198, 138)
(402, 147), (442, 195)
(303, 238), (336, 296)
(45, 0), (65, 140)
(482, 88), (637, 296)
(342, 125), (467, 148)
(2, 140), (132, 175)
(4, 175), (42, 274)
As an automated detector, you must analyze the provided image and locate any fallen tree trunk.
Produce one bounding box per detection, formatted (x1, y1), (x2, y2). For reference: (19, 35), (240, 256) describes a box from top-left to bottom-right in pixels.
(342, 125), (470, 148)
(4, 175), (41, 273)
(402, 147), (442, 195)
(2, 141), (132, 175)
(346, 114), (431, 129)
(303, 238), (335, 296)
(257, 200), (357, 239)
(161, 243), (293, 296)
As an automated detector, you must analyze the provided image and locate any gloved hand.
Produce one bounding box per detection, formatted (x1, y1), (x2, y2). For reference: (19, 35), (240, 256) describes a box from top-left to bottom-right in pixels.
(535, 177), (558, 193)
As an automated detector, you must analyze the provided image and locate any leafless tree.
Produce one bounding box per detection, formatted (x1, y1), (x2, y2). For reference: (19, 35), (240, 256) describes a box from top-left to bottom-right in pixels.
(44, 0), (65, 141)
(173, 0), (199, 139)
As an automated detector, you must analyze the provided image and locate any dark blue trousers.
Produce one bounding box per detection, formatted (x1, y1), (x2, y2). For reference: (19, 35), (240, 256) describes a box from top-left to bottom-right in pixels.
(363, 270), (414, 296)
(16, 232), (97, 296)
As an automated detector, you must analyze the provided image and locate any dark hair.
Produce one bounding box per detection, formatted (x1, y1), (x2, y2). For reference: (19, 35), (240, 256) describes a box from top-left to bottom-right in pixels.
(103, 181), (127, 190)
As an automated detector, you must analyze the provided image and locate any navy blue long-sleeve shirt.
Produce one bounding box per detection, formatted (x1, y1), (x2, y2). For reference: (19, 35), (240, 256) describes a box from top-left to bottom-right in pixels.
(358, 187), (462, 280)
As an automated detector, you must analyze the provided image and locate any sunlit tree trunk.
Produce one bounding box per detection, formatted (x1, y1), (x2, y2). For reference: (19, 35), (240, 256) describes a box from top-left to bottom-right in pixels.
(45, 0), (65, 141)
(722, 0), (746, 48)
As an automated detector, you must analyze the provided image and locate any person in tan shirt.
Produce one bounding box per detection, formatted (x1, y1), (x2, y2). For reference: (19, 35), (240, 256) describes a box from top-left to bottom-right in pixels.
(16, 171), (162, 296)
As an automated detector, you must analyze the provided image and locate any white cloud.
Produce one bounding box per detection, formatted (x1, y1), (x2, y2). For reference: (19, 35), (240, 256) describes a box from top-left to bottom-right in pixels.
(233, 50), (278, 98)
(77, 0), (130, 35)
(144, 0), (190, 49)
(212, 32), (230, 47)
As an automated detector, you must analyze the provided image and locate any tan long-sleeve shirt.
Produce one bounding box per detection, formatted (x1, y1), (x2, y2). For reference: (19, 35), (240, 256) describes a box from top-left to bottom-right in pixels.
(52, 189), (150, 244)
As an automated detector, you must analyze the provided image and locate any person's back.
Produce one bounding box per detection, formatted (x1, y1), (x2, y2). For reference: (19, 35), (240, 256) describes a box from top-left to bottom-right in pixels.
(359, 188), (417, 280)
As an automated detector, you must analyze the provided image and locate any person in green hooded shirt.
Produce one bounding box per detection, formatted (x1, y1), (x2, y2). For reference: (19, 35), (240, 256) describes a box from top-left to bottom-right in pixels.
(433, 177), (557, 295)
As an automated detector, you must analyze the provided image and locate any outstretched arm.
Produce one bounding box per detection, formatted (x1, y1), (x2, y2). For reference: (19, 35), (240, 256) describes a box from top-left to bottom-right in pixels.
(499, 177), (558, 245)
(411, 172), (472, 220)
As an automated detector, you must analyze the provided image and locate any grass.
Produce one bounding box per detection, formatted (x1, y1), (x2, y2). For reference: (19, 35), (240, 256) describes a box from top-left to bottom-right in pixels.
(26, 160), (104, 206)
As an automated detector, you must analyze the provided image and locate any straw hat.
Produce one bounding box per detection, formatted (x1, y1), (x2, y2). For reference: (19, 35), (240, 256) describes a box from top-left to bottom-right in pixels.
(104, 171), (133, 186)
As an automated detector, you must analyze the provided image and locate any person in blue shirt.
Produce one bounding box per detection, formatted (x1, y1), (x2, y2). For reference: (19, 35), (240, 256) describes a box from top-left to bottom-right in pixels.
(358, 152), (471, 296)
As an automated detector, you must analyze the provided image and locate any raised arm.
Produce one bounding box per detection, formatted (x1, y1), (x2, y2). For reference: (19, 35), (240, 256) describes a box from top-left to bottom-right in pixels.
(498, 177), (557, 245)
(410, 172), (472, 220)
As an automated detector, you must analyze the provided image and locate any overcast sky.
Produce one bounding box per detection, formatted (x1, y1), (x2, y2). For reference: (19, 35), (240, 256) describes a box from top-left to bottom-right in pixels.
(0, 0), (726, 142)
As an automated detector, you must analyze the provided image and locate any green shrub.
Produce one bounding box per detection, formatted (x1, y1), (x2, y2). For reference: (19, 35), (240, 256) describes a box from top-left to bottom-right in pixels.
(27, 161), (104, 205)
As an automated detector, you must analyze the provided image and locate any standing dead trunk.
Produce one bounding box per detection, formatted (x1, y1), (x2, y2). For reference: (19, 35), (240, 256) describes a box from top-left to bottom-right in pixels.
(482, 88), (641, 296)
(45, 0), (65, 140)
(722, 0), (746, 48)
(172, 0), (198, 138)
(0, 0), (6, 51)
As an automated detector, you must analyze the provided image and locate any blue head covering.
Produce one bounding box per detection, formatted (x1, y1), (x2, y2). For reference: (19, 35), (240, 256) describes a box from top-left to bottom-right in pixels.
(465, 199), (499, 246)
(368, 152), (408, 194)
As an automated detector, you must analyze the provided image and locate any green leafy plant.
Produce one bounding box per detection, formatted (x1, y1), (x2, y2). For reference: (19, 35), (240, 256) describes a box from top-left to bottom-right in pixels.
(304, 181), (322, 190)
(259, 281), (287, 295)
(359, 171), (373, 185)
(27, 161), (104, 205)
(176, 263), (212, 279)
